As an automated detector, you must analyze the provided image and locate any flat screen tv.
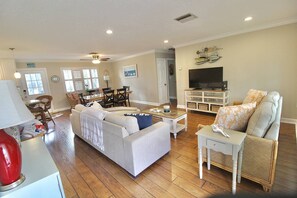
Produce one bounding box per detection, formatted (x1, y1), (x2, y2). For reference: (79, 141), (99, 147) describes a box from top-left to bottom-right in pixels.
(189, 67), (223, 89)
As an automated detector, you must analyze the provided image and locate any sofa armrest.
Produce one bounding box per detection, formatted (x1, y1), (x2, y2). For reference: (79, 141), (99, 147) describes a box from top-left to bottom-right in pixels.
(123, 122), (171, 176)
(242, 135), (278, 183)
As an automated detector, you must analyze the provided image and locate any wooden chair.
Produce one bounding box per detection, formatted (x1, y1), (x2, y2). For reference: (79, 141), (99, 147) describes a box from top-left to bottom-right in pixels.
(123, 86), (131, 106)
(78, 93), (93, 107)
(114, 88), (127, 106)
(26, 105), (48, 130)
(102, 87), (111, 93)
(66, 93), (80, 109)
(36, 95), (55, 125)
(102, 89), (115, 108)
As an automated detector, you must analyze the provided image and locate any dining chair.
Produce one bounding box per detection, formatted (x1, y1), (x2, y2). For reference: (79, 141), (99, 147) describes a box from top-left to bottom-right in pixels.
(102, 87), (111, 93)
(115, 88), (127, 106)
(78, 93), (93, 107)
(27, 105), (48, 130)
(66, 93), (80, 109)
(102, 89), (115, 108)
(123, 86), (131, 106)
(36, 95), (56, 125)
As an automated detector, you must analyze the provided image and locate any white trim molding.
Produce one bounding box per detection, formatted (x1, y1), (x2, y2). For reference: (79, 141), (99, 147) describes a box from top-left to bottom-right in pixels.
(177, 104), (186, 109)
(281, 118), (297, 124)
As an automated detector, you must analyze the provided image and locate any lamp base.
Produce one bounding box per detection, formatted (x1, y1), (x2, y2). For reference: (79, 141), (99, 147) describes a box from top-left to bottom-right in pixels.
(0, 174), (25, 192)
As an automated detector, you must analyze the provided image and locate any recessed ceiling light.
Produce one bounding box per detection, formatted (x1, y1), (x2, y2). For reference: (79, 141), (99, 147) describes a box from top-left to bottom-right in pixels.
(244, 16), (253, 22)
(164, 40), (169, 43)
(106, 29), (113, 34)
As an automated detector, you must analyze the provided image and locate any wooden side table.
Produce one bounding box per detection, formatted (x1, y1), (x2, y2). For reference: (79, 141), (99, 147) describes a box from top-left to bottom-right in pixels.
(196, 126), (246, 194)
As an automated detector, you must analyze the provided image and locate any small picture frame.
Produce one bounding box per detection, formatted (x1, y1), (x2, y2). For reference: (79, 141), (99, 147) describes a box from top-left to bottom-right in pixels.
(123, 64), (137, 78)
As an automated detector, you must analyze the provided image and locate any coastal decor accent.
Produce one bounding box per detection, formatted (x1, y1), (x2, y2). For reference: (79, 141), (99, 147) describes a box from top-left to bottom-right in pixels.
(123, 64), (137, 78)
(195, 46), (222, 65)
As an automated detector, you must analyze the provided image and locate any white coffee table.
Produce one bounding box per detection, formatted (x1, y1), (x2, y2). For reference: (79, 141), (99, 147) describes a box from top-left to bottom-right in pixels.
(196, 126), (246, 194)
(142, 108), (187, 139)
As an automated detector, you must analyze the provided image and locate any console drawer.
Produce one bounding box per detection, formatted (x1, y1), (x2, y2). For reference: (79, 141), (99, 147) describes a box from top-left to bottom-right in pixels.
(206, 139), (232, 155)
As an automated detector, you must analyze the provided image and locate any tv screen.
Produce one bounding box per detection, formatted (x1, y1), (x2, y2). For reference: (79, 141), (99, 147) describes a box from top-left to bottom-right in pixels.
(189, 67), (223, 89)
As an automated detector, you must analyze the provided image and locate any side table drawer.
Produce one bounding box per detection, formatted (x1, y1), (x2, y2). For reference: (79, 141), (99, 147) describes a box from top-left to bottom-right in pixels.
(207, 139), (232, 155)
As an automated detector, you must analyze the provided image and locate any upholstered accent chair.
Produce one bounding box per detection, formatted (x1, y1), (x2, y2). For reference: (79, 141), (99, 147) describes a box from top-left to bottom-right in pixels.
(197, 90), (283, 192)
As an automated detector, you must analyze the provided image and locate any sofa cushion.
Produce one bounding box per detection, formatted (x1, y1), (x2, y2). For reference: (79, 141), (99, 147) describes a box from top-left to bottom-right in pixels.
(243, 89), (267, 106)
(75, 104), (87, 112)
(124, 113), (153, 130)
(105, 114), (139, 135)
(214, 102), (256, 131)
(90, 101), (103, 110)
(246, 91), (280, 137)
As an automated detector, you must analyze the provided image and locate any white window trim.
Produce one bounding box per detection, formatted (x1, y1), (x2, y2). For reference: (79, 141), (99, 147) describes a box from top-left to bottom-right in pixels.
(60, 67), (100, 93)
(17, 68), (51, 95)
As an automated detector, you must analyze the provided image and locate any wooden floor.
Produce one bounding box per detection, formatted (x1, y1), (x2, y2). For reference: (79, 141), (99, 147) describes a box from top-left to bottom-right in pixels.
(44, 103), (297, 198)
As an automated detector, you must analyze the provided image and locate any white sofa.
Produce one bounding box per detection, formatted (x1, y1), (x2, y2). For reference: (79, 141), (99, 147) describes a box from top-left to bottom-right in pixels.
(70, 105), (171, 176)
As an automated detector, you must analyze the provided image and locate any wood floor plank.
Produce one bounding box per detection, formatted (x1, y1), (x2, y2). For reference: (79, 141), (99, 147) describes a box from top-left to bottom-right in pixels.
(74, 139), (135, 198)
(142, 169), (197, 198)
(66, 171), (97, 198)
(134, 174), (175, 198)
(173, 176), (211, 197)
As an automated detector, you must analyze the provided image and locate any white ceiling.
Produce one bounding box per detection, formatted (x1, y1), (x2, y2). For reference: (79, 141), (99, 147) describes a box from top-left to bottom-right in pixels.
(0, 0), (297, 62)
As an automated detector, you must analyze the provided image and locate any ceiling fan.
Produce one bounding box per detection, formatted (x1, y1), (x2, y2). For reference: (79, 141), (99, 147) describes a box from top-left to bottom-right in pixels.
(80, 52), (110, 64)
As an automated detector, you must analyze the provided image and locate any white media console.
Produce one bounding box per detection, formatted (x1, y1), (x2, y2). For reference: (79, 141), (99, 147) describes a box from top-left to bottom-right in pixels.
(185, 89), (230, 114)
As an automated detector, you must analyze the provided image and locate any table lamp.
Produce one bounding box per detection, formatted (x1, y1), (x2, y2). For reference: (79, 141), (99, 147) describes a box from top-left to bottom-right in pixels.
(103, 75), (110, 88)
(0, 80), (34, 191)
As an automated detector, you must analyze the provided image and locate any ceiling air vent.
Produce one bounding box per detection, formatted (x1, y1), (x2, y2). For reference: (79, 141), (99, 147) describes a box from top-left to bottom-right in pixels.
(175, 13), (197, 23)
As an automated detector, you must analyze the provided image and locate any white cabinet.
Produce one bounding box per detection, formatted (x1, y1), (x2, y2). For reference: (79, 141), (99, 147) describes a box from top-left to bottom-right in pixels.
(0, 138), (65, 198)
(185, 89), (229, 114)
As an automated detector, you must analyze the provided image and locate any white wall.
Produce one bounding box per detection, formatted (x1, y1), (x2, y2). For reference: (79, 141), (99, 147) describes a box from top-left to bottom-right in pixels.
(0, 59), (16, 80)
(175, 23), (297, 119)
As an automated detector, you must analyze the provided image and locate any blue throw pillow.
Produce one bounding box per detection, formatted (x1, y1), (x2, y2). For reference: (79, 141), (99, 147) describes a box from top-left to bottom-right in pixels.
(124, 113), (152, 130)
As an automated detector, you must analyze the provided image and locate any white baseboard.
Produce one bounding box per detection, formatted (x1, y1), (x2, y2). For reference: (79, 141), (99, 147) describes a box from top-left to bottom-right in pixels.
(281, 117), (297, 124)
(177, 104), (186, 109)
(170, 96), (177, 99)
(130, 100), (160, 106)
(50, 107), (70, 113)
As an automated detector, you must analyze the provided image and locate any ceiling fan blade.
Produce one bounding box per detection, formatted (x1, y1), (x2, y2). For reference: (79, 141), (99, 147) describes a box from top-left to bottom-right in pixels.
(100, 58), (110, 61)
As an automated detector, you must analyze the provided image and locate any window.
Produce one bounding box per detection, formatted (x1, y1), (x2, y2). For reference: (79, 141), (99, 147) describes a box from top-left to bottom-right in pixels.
(25, 73), (45, 95)
(62, 68), (99, 92)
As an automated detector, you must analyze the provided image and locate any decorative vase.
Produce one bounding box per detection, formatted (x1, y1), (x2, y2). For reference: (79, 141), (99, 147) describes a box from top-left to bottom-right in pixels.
(0, 129), (22, 185)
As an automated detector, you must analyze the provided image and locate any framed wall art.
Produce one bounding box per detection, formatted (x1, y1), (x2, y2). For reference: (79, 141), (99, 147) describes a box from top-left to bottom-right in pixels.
(123, 64), (137, 78)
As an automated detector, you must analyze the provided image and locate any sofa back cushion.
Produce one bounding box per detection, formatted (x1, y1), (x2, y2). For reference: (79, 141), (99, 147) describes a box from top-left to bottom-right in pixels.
(243, 89), (267, 106)
(246, 91), (280, 137)
(124, 113), (153, 130)
(214, 102), (256, 131)
(75, 104), (87, 112)
(105, 114), (139, 135)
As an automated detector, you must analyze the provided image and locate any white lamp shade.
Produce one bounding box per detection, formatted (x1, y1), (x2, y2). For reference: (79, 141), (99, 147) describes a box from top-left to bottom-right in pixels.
(103, 75), (110, 81)
(14, 72), (21, 79)
(0, 80), (34, 129)
(92, 59), (101, 64)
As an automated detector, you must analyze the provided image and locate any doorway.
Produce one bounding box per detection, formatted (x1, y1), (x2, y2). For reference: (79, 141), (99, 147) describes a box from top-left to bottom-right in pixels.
(156, 58), (177, 106)
(17, 68), (51, 100)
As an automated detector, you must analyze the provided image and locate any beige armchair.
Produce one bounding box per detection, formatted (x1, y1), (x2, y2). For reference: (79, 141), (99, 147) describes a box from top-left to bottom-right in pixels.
(198, 91), (282, 192)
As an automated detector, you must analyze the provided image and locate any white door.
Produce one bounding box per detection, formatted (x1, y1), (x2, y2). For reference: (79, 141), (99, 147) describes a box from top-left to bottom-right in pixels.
(17, 68), (51, 100)
(157, 58), (169, 104)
